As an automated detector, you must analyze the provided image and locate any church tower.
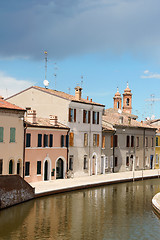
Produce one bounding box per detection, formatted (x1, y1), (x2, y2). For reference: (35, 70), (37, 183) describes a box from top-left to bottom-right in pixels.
(123, 83), (132, 114)
(113, 87), (122, 110)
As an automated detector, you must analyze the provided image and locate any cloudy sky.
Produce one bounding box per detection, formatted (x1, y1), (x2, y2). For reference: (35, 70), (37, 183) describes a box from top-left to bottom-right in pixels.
(1, 0), (160, 119)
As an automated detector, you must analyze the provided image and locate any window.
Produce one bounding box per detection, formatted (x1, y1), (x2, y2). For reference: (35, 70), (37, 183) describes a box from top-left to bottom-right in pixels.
(92, 111), (99, 124)
(145, 137), (148, 147)
(10, 127), (15, 142)
(9, 160), (13, 174)
(136, 156), (139, 167)
(145, 156), (149, 167)
(0, 159), (3, 174)
(61, 135), (64, 147)
(114, 135), (118, 147)
(126, 156), (129, 166)
(37, 161), (41, 175)
(102, 136), (105, 149)
(44, 134), (48, 147)
(126, 98), (129, 106)
(0, 127), (4, 142)
(38, 134), (42, 147)
(17, 160), (20, 175)
(84, 133), (88, 147)
(93, 134), (99, 147)
(69, 156), (73, 170)
(26, 133), (31, 147)
(84, 156), (88, 169)
(69, 132), (74, 147)
(105, 156), (108, 169)
(136, 137), (139, 147)
(115, 157), (118, 167)
(66, 135), (69, 147)
(151, 137), (154, 147)
(131, 136), (134, 147)
(156, 154), (159, 164)
(83, 110), (91, 123)
(110, 156), (113, 168)
(156, 137), (158, 146)
(126, 136), (130, 147)
(49, 134), (53, 147)
(25, 162), (30, 176)
(68, 108), (76, 122)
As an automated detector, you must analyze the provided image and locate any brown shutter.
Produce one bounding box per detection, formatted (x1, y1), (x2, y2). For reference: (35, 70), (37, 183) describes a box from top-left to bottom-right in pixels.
(74, 109), (76, 122)
(102, 136), (105, 148)
(97, 134), (99, 147)
(97, 112), (99, 124)
(111, 135), (113, 148)
(69, 108), (71, 122)
(83, 110), (85, 123)
(88, 111), (90, 123)
(93, 111), (95, 124)
(69, 133), (74, 146)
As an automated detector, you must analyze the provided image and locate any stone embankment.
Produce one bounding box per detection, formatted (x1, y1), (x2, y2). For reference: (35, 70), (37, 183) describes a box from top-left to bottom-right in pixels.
(0, 175), (35, 209)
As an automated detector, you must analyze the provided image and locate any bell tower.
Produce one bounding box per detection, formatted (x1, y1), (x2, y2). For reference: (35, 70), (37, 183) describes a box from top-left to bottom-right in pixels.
(123, 83), (132, 114)
(113, 87), (122, 110)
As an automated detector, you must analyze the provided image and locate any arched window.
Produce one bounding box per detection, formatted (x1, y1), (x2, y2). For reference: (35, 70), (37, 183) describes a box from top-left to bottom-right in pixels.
(117, 101), (119, 109)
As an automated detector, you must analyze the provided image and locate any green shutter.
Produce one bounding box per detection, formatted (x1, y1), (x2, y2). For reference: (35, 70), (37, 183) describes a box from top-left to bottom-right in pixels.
(0, 127), (3, 142)
(10, 128), (15, 142)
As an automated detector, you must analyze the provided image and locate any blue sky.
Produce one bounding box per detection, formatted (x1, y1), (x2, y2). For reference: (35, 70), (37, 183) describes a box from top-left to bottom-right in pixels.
(1, 0), (160, 120)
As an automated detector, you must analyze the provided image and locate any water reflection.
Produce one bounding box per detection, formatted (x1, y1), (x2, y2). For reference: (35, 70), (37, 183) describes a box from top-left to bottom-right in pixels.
(0, 179), (160, 240)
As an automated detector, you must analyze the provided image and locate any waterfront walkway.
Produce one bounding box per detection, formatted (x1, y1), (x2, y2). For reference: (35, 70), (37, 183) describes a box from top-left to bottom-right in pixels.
(30, 169), (160, 197)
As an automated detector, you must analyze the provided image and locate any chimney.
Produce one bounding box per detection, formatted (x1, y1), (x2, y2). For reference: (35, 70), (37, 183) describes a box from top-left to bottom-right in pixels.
(87, 96), (89, 100)
(75, 86), (82, 100)
(90, 98), (92, 102)
(50, 115), (58, 126)
(27, 110), (36, 124)
(119, 116), (123, 124)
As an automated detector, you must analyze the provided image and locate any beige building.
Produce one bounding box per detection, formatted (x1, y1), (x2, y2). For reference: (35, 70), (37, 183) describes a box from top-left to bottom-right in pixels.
(0, 96), (25, 177)
(102, 87), (156, 173)
(6, 86), (105, 177)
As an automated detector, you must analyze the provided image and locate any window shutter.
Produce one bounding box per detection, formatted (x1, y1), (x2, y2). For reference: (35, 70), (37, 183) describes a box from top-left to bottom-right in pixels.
(102, 136), (105, 148)
(0, 127), (3, 142)
(97, 134), (99, 147)
(97, 112), (99, 124)
(69, 133), (74, 146)
(74, 109), (76, 122)
(111, 135), (113, 148)
(88, 111), (91, 123)
(69, 108), (71, 122)
(92, 111), (95, 124)
(66, 135), (69, 147)
(61, 135), (64, 147)
(83, 110), (85, 123)
(26, 133), (31, 147)
(10, 128), (15, 142)
(114, 135), (118, 147)
(49, 134), (53, 147)
(38, 134), (42, 147)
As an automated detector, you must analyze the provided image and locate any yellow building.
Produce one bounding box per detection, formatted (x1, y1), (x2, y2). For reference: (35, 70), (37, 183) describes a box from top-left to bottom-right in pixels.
(155, 133), (160, 169)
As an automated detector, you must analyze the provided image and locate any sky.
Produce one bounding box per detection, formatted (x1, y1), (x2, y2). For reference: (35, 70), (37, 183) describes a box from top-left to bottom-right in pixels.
(1, 0), (160, 120)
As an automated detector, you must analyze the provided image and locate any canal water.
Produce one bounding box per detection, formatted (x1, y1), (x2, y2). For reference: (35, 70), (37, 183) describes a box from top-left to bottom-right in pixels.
(0, 179), (160, 240)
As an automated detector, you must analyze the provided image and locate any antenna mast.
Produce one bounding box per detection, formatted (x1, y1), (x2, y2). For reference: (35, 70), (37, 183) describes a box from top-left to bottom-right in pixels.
(54, 62), (58, 90)
(44, 51), (48, 80)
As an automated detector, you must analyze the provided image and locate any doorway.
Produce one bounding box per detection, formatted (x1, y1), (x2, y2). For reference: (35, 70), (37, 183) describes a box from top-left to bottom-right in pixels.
(56, 159), (64, 179)
(44, 160), (49, 181)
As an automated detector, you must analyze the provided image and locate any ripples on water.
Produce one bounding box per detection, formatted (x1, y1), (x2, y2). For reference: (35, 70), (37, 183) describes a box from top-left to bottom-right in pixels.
(0, 179), (160, 240)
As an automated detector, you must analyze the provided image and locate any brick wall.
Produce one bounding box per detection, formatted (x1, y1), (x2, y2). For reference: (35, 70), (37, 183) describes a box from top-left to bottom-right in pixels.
(0, 175), (35, 209)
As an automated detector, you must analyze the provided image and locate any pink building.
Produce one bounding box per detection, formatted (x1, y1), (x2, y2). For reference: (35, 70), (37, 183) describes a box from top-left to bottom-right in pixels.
(24, 110), (69, 183)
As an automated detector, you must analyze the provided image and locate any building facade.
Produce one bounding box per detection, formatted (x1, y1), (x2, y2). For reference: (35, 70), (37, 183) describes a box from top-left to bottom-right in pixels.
(24, 110), (69, 183)
(0, 96), (25, 177)
(6, 86), (105, 177)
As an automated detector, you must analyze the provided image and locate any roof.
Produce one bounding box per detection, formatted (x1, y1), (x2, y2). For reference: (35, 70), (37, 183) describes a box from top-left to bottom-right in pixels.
(25, 117), (69, 130)
(6, 86), (105, 107)
(102, 108), (157, 130)
(0, 97), (25, 111)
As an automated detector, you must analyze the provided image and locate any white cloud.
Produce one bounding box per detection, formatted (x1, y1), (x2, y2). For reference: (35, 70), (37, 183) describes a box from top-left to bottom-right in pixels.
(0, 71), (34, 98)
(141, 70), (160, 79)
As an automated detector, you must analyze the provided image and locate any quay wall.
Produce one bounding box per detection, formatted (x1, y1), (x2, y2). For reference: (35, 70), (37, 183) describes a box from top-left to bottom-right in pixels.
(0, 175), (35, 209)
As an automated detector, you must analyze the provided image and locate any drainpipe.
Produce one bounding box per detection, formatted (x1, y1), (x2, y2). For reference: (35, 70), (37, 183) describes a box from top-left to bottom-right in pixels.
(23, 123), (26, 179)
(142, 128), (146, 179)
(113, 130), (115, 173)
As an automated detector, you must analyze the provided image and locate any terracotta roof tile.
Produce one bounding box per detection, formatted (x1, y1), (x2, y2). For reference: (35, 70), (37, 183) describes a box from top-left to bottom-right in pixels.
(25, 117), (69, 129)
(34, 86), (105, 107)
(0, 98), (25, 111)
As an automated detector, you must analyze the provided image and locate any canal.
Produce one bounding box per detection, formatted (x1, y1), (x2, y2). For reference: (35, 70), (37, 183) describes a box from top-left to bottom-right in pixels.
(0, 179), (160, 240)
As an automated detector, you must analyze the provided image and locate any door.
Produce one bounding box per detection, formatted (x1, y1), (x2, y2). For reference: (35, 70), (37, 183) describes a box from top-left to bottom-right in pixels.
(17, 161), (20, 175)
(150, 155), (153, 169)
(101, 156), (104, 174)
(44, 160), (48, 181)
(56, 159), (64, 179)
(92, 156), (95, 175)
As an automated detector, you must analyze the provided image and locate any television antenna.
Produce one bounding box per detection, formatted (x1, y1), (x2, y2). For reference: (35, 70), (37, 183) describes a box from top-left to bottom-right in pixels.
(54, 62), (58, 90)
(145, 94), (160, 117)
(43, 51), (49, 88)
